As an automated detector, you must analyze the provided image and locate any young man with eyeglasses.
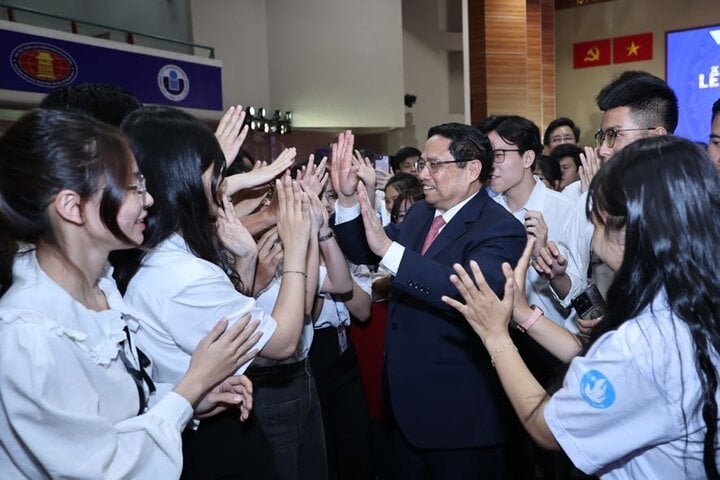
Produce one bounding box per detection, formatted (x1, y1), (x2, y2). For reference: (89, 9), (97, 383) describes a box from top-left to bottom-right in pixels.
(595, 71), (676, 161)
(545, 71), (678, 335)
(481, 115), (579, 333)
(330, 124), (526, 479)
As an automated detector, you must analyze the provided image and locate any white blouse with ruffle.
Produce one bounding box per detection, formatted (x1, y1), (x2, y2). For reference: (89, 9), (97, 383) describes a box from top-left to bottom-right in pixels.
(0, 250), (192, 479)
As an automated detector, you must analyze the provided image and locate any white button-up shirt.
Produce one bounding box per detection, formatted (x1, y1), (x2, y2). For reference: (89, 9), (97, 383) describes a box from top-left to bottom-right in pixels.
(494, 179), (581, 330)
(124, 234), (277, 386)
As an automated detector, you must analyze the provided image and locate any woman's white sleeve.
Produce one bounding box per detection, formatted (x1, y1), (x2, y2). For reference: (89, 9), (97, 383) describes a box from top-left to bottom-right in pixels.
(0, 322), (192, 479)
(544, 331), (677, 474)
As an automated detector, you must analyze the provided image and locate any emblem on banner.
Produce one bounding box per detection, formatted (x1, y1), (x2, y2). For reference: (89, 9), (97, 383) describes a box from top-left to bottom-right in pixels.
(10, 43), (78, 87)
(158, 64), (190, 102)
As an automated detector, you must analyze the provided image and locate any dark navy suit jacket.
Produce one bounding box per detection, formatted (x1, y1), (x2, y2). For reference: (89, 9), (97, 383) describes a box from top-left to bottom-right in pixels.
(333, 188), (526, 449)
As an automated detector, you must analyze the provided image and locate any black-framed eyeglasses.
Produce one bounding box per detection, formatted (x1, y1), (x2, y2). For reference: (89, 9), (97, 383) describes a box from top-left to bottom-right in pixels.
(594, 127), (656, 149)
(127, 172), (147, 203)
(414, 159), (463, 173)
(492, 149), (520, 163)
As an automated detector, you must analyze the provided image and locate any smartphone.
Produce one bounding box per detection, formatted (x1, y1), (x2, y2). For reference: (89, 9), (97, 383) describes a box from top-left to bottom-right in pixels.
(374, 154), (390, 173)
(571, 284), (606, 320)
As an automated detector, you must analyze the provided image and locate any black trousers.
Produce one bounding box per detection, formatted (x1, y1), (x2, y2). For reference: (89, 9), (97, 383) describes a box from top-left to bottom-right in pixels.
(309, 326), (373, 480)
(394, 424), (507, 480)
(181, 408), (279, 480)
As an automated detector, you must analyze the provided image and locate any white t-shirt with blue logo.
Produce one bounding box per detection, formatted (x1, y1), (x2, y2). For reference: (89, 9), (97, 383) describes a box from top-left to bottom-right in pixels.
(545, 291), (720, 479)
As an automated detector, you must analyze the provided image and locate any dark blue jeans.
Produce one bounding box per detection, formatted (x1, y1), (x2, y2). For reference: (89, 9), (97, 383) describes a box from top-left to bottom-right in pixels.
(248, 359), (328, 480)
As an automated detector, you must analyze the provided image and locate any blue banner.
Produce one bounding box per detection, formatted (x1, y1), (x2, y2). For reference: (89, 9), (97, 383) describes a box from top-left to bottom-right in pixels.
(666, 25), (720, 143)
(0, 21), (222, 111)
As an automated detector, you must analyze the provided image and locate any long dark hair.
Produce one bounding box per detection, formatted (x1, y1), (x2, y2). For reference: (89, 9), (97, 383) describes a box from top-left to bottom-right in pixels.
(0, 109), (134, 296)
(114, 106), (242, 292)
(588, 135), (720, 477)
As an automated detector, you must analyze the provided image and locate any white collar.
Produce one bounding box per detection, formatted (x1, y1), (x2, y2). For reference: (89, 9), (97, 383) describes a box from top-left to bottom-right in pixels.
(497, 177), (547, 214)
(0, 250), (142, 366)
(435, 191), (479, 223)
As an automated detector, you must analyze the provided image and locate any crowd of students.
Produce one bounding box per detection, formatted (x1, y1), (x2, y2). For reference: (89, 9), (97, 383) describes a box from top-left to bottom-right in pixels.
(1, 70), (720, 480)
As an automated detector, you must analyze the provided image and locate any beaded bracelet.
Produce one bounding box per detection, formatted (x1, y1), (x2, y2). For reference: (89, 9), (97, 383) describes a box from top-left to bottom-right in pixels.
(283, 270), (307, 278)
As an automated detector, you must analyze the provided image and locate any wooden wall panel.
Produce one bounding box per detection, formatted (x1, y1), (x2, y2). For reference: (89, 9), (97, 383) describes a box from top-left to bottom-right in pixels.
(468, 0), (487, 124)
(469, 0), (556, 130)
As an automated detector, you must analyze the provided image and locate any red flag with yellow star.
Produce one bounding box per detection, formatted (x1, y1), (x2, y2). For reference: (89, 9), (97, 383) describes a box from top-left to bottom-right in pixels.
(613, 33), (653, 64)
(573, 38), (612, 68)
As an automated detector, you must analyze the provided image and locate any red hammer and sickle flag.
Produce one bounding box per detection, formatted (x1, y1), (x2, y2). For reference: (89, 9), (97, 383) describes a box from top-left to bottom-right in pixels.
(573, 38), (612, 69)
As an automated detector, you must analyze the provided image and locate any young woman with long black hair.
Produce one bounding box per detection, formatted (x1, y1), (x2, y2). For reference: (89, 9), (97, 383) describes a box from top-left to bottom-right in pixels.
(114, 106), (313, 479)
(0, 109), (259, 479)
(444, 136), (720, 479)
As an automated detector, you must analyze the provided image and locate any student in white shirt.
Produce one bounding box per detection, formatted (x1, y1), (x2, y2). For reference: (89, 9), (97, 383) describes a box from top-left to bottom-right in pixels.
(0, 109), (260, 479)
(483, 115), (579, 331)
(443, 136), (720, 479)
(116, 106), (312, 479)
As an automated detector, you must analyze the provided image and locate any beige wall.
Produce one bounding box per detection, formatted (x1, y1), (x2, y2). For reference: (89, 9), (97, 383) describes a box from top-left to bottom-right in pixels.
(266, 0), (405, 129)
(556, 0), (718, 145)
(190, 0), (271, 110)
(384, 0), (465, 154)
(192, 0), (405, 129)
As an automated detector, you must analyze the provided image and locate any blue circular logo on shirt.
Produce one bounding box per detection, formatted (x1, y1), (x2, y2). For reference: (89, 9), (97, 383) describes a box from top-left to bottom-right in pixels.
(580, 369), (615, 409)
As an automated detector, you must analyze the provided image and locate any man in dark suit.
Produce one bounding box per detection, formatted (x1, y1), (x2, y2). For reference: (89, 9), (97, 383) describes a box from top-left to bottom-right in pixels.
(330, 124), (526, 479)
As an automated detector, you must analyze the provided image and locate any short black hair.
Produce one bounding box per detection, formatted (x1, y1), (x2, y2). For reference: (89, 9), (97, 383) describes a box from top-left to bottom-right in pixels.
(39, 83), (141, 128)
(535, 154), (561, 186)
(427, 122), (493, 183)
(550, 143), (584, 168)
(543, 117), (580, 145)
(476, 115), (504, 134)
(712, 98), (720, 124)
(487, 115), (543, 168)
(391, 146), (421, 171)
(596, 71), (679, 134)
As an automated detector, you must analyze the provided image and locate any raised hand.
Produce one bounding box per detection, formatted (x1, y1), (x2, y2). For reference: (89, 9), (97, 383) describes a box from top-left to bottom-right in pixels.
(224, 148), (296, 197)
(215, 105), (249, 167)
(354, 150), (376, 190)
(356, 181), (391, 256)
(579, 146), (601, 193)
(353, 150), (377, 208)
(507, 237), (536, 324)
(442, 259), (515, 343)
(303, 182), (329, 234)
(217, 196), (258, 258)
(254, 227), (284, 295)
(297, 154), (329, 198)
(330, 130), (359, 204)
(276, 176), (311, 251)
